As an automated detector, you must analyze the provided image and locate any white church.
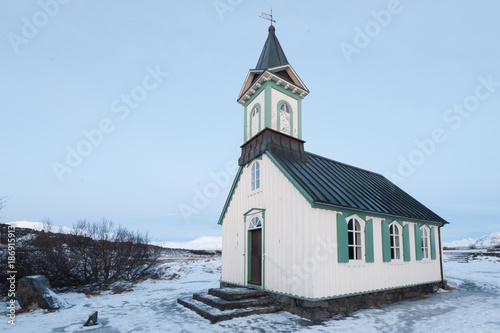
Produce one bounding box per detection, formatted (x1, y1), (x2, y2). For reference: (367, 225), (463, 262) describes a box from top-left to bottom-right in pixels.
(216, 24), (449, 319)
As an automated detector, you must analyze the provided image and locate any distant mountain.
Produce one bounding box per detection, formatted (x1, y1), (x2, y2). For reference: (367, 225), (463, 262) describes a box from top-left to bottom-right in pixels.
(152, 236), (222, 251)
(475, 232), (500, 248)
(443, 232), (500, 249)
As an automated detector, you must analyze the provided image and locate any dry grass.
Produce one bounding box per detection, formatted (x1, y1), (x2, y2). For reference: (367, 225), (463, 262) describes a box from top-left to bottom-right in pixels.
(84, 289), (101, 298)
(14, 308), (31, 314)
(165, 273), (180, 281)
(111, 285), (134, 294)
(444, 283), (456, 290)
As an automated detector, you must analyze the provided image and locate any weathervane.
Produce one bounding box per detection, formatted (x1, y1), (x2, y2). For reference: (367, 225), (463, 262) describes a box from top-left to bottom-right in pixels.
(259, 9), (276, 26)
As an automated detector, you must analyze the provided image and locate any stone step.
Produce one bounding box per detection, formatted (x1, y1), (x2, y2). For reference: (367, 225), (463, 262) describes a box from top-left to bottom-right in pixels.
(193, 292), (274, 310)
(177, 297), (283, 323)
(208, 287), (268, 301)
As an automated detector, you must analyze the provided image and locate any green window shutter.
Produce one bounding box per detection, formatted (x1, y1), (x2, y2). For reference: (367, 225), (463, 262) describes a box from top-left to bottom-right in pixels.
(415, 224), (423, 260)
(430, 227), (437, 260)
(381, 220), (391, 262)
(403, 224), (411, 262)
(337, 214), (349, 263)
(365, 220), (374, 262)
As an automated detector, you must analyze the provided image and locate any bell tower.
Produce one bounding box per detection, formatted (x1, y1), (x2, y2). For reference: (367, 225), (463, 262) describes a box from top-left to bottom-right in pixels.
(238, 24), (309, 144)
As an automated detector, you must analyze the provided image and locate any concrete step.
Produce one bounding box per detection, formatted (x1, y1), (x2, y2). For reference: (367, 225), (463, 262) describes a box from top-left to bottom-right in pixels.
(193, 292), (274, 310)
(208, 287), (268, 301)
(177, 297), (283, 323)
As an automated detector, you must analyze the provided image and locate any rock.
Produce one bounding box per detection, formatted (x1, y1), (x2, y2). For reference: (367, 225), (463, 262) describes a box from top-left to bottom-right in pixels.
(309, 309), (330, 321)
(299, 300), (329, 309)
(17, 275), (68, 310)
(327, 301), (339, 314)
(84, 311), (98, 326)
(404, 291), (420, 299)
(275, 294), (291, 305)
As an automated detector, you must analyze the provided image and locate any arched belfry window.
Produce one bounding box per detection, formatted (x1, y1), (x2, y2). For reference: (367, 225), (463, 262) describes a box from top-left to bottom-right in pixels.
(251, 105), (260, 137)
(279, 103), (290, 135)
(251, 161), (260, 191)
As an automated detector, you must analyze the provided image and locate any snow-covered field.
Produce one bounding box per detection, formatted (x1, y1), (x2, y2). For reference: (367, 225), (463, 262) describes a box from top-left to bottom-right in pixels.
(2, 251), (499, 333)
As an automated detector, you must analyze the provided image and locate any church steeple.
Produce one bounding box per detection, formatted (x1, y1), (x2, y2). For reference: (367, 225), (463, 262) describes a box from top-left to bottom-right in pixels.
(238, 25), (309, 144)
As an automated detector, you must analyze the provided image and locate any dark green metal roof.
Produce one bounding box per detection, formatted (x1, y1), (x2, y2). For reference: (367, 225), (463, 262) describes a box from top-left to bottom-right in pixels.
(255, 26), (289, 70)
(270, 151), (449, 225)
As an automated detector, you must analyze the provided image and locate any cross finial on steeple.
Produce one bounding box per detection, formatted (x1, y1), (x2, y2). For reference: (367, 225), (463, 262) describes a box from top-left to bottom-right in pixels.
(259, 9), (276, 26)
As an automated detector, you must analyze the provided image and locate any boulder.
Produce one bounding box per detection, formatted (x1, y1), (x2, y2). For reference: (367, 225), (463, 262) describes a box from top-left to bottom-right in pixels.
(17, 275), (68, 310)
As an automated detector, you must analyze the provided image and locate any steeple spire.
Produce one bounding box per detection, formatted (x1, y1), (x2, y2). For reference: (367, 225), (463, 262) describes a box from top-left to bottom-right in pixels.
(255, 25), (289, 70)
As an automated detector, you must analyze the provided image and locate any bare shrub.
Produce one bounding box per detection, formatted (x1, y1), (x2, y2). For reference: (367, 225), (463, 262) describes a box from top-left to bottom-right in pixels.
(10, 219), (162, 292)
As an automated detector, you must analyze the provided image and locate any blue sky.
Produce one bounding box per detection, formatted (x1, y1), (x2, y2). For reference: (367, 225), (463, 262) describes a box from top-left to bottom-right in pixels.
(0, 0), (499, 243)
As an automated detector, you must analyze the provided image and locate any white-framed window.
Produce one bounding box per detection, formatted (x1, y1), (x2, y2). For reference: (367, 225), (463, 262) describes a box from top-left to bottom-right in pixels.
(347, 218), (362, 260)
(421, 226), (430, 259)
(390, 223), (402, 260)
(251, 161), (260, 191)
(248, 216), (262, 229)
(279, 103), (290, 134)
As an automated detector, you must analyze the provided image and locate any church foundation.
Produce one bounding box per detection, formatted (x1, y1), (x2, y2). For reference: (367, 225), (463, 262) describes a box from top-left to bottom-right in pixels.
(220, 281), (446, 321)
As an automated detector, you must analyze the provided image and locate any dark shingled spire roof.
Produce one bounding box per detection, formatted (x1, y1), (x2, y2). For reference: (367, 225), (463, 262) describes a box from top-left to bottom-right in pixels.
(255, 25), (289, 70)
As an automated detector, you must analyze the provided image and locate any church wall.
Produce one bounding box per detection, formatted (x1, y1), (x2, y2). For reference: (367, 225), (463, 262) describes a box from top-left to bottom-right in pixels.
(221, 153), (316, 297)
(311, 212), (442, 299)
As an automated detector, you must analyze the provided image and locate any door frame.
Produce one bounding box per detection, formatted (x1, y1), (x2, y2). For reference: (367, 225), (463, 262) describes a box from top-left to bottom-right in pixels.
(243, 208), (266, 289)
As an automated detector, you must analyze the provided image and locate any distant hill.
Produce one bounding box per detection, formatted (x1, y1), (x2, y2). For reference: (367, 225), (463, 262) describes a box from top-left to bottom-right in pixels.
(152, 236), (222, 251)
(443, 232), (500, 249)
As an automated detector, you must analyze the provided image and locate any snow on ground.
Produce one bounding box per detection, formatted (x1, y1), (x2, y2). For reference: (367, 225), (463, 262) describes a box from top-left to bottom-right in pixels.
(2, 251), (500, 333)
(152, 236), (222, 251)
